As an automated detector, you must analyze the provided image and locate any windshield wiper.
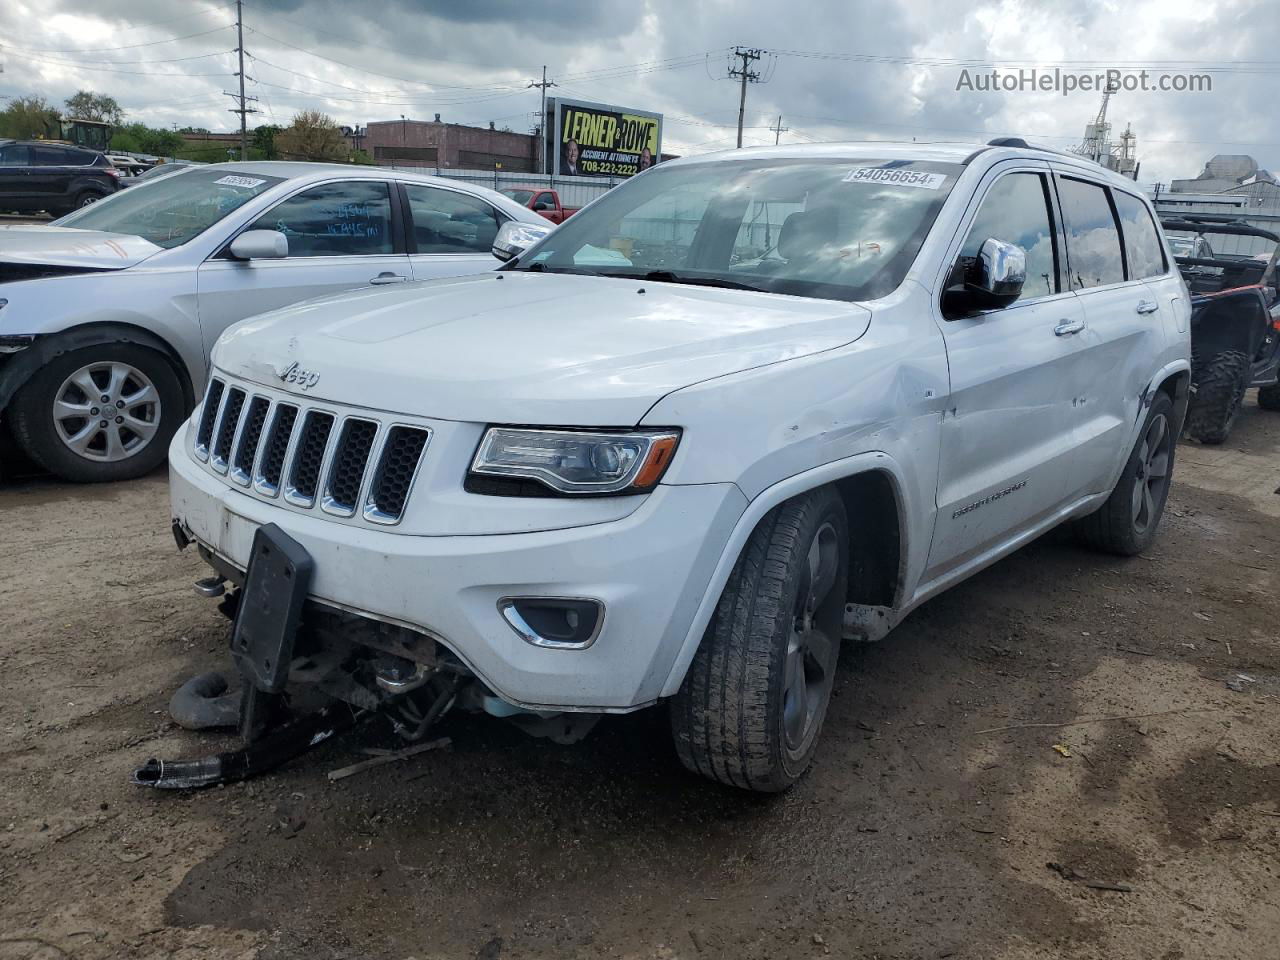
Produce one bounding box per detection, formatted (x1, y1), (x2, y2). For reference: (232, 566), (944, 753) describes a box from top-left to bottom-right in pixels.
(601, 269), (768, 293)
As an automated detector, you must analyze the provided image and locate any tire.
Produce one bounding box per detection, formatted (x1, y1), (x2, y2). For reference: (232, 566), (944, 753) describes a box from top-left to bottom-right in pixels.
(1074, 390), (1177, 556)
(671, 486), (848, 792)
(10, 343), (186, 483)
(71, 190), (104, 210)
(1186, 349), (1250, 444)
(1257, 382), (1280, 411)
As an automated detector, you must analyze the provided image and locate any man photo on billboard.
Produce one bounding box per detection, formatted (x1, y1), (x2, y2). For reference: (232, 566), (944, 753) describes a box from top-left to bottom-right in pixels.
(563, 138), (581, 176)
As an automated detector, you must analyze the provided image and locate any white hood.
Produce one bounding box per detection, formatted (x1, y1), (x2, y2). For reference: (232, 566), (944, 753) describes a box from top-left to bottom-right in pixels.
(214, 271), (873, 425)
(0, 226), (163, 270)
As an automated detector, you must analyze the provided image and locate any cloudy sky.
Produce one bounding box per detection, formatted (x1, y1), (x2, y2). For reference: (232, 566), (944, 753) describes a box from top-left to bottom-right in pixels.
(1, 0), (1275, 186)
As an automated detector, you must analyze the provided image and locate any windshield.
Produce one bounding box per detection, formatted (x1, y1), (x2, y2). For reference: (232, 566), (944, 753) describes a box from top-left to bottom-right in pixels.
(134, 162), (193, 183)
(1167, 236), (1195, 255)
(501, 189), (535, 204)
(516, 158), (962, 301)
(54, 169), (284, 248)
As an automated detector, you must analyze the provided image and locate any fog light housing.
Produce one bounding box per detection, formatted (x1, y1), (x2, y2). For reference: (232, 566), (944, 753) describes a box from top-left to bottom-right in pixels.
(499, 597), (604, 649)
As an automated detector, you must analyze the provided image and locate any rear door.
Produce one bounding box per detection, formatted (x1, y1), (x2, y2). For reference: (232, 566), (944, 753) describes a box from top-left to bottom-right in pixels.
(927, 163), (1089, 579)
(401, 182), (506, 280)
(196, 179), (410, 355)
(1051, 173), (1160, 495)
(28, 145), (73, 207)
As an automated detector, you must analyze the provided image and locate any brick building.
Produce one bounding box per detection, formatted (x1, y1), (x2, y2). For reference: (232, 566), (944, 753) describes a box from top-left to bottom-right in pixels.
(366, 115), (537, 172)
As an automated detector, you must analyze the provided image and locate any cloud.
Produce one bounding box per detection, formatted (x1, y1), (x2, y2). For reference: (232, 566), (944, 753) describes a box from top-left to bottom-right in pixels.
(1, 0), (1276, 184)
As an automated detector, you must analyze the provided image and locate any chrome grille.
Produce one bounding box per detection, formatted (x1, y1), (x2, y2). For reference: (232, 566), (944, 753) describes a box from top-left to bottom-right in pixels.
(256, 403), (298, 496)
(210, 387), (246, 473)
(230, 396), (270, 485)
(323, 418), (378, 516)
(193, 378), (225, 460)
(286, 412), (335, 508)
(194, 378), (429, 524)
(365, 426), (430, 524)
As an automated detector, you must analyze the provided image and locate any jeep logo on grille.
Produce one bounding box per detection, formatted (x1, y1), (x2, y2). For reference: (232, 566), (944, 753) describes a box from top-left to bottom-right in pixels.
(279, 361), (320, 391)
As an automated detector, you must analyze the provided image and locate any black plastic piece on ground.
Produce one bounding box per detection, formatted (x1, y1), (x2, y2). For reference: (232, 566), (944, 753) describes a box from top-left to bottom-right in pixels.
(230, 523), (312, 693)
(168, 671), (241, 730)
(131, 703), (360, 790)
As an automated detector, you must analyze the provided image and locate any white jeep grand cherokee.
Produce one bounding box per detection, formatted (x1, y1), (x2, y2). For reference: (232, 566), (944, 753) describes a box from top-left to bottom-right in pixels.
(169, 140), (1190, 791)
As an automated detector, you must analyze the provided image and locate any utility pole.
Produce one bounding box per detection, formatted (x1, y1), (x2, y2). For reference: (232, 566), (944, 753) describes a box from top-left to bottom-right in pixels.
(769, 114), (788, 145)
(225, 0), (258, 161)
(729, 47), (764, 148)
(528, 66), (557, 174)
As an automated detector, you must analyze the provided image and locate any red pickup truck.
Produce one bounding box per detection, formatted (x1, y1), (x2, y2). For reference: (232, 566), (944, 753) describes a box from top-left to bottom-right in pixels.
(500, 188), (579, 224)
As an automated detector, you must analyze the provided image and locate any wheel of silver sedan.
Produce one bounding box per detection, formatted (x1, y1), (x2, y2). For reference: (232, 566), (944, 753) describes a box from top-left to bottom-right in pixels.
(1131, 412), (1171, 534)
(783, 521), (840, 754)
(52, 361), (162, 462)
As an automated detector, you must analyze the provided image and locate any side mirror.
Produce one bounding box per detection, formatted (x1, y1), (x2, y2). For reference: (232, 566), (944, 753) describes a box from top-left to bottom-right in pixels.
(230, 229), (288, 260)
(492, 220), (553, 262)
(964, 237), (1026, 309)
(533, 200), (551, 211)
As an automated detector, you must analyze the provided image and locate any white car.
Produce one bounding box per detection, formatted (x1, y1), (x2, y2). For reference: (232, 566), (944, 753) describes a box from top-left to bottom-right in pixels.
(167, 141), (1190, 792)
(0, 162), (549, 482)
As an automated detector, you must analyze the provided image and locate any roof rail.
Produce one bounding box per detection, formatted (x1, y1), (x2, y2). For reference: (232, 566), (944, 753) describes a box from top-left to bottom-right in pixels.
(987, 137), (1030, 148)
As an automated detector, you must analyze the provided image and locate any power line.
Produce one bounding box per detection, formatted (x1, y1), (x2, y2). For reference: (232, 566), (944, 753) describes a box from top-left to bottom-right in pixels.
(528, 66), (556, 174)
(230, 0), (257, 160)
(769, 114), (788, 144)
(728, 47), (765, 148)
(0, 25), (235, 55)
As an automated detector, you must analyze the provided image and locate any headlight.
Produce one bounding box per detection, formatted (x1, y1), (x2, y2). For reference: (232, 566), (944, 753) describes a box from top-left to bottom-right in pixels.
(470, 427), (680, 495)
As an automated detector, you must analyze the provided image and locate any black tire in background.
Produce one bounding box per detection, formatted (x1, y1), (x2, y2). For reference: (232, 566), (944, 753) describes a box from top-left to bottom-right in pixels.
(72, 190), (103, 210)
(1185, 350), (1250, 444)
(671, 486), (849, 792)
(10, 342), (186, 483)
(1257, 382), (1280, 411)
(1075, 390), (1177, 556)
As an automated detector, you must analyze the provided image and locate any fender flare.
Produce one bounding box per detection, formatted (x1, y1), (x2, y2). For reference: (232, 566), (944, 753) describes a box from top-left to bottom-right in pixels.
(658, 450), (913, 699)
(0, 322), (195, 415)
(1090, 359), (1191, 500)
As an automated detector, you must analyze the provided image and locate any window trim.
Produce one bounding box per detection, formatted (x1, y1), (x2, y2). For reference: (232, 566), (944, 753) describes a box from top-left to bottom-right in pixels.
(938, 163), (1071, 320)
(1111, 187), (1170, 281)
(398, 180), (509, 257)
(214, 176), (405, 261)
(1050, 171), (1133, 292)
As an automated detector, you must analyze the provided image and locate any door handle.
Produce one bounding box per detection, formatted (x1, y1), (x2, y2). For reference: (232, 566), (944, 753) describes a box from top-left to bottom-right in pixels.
(1054, 318), (1086, 337)
(369, 272), (408, 285)
(1136, 299), (1159, 314)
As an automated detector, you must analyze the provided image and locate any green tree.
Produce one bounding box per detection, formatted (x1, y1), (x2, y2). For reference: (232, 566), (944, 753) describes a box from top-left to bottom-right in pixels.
(0, 96), (60, 139)
(252, 124), (283, 160)
(110, 123), (184, 158)
(63, 90), (124, 125)
(274, 111), (347, 162)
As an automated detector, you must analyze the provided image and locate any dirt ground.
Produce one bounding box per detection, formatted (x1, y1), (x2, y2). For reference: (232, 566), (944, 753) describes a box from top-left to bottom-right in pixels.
(2, 398), (1278, 960)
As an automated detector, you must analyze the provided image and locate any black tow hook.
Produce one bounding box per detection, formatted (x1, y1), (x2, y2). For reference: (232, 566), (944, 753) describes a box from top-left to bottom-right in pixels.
(131, 703), (362, 790)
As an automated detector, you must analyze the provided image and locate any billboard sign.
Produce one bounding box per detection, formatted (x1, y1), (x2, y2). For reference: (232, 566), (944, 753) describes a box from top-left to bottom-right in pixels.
(550, 97), (662, 179)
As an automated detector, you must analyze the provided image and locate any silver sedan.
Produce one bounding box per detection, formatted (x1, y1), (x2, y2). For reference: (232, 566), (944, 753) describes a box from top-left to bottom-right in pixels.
(0, 162), (550, 482)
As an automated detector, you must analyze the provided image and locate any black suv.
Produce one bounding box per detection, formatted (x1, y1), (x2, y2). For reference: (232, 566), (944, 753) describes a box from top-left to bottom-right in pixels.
(0, 140), (120, 216)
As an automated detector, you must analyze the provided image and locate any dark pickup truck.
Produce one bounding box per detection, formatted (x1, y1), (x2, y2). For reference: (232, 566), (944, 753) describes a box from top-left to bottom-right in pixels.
(499, 187), (579, 224)
(0, 140), (121, 216)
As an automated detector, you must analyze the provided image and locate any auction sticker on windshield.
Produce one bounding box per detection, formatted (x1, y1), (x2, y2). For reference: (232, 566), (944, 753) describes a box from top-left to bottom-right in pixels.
(843, 167), (947, 190)
(214, 175), (268, 189)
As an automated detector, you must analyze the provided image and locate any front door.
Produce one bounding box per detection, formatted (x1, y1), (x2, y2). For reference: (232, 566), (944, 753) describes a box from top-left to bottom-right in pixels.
(196, 179), (410, 356)
(400, 182), (505, 281)
(0, 143), (32, 207)
(927, 165), (1090, 579)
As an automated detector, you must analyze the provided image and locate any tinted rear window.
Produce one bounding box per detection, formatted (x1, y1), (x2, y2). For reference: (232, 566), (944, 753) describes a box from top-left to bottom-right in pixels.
(1113, 191), (1167, 279)
(1058, 177), (1125, 289)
